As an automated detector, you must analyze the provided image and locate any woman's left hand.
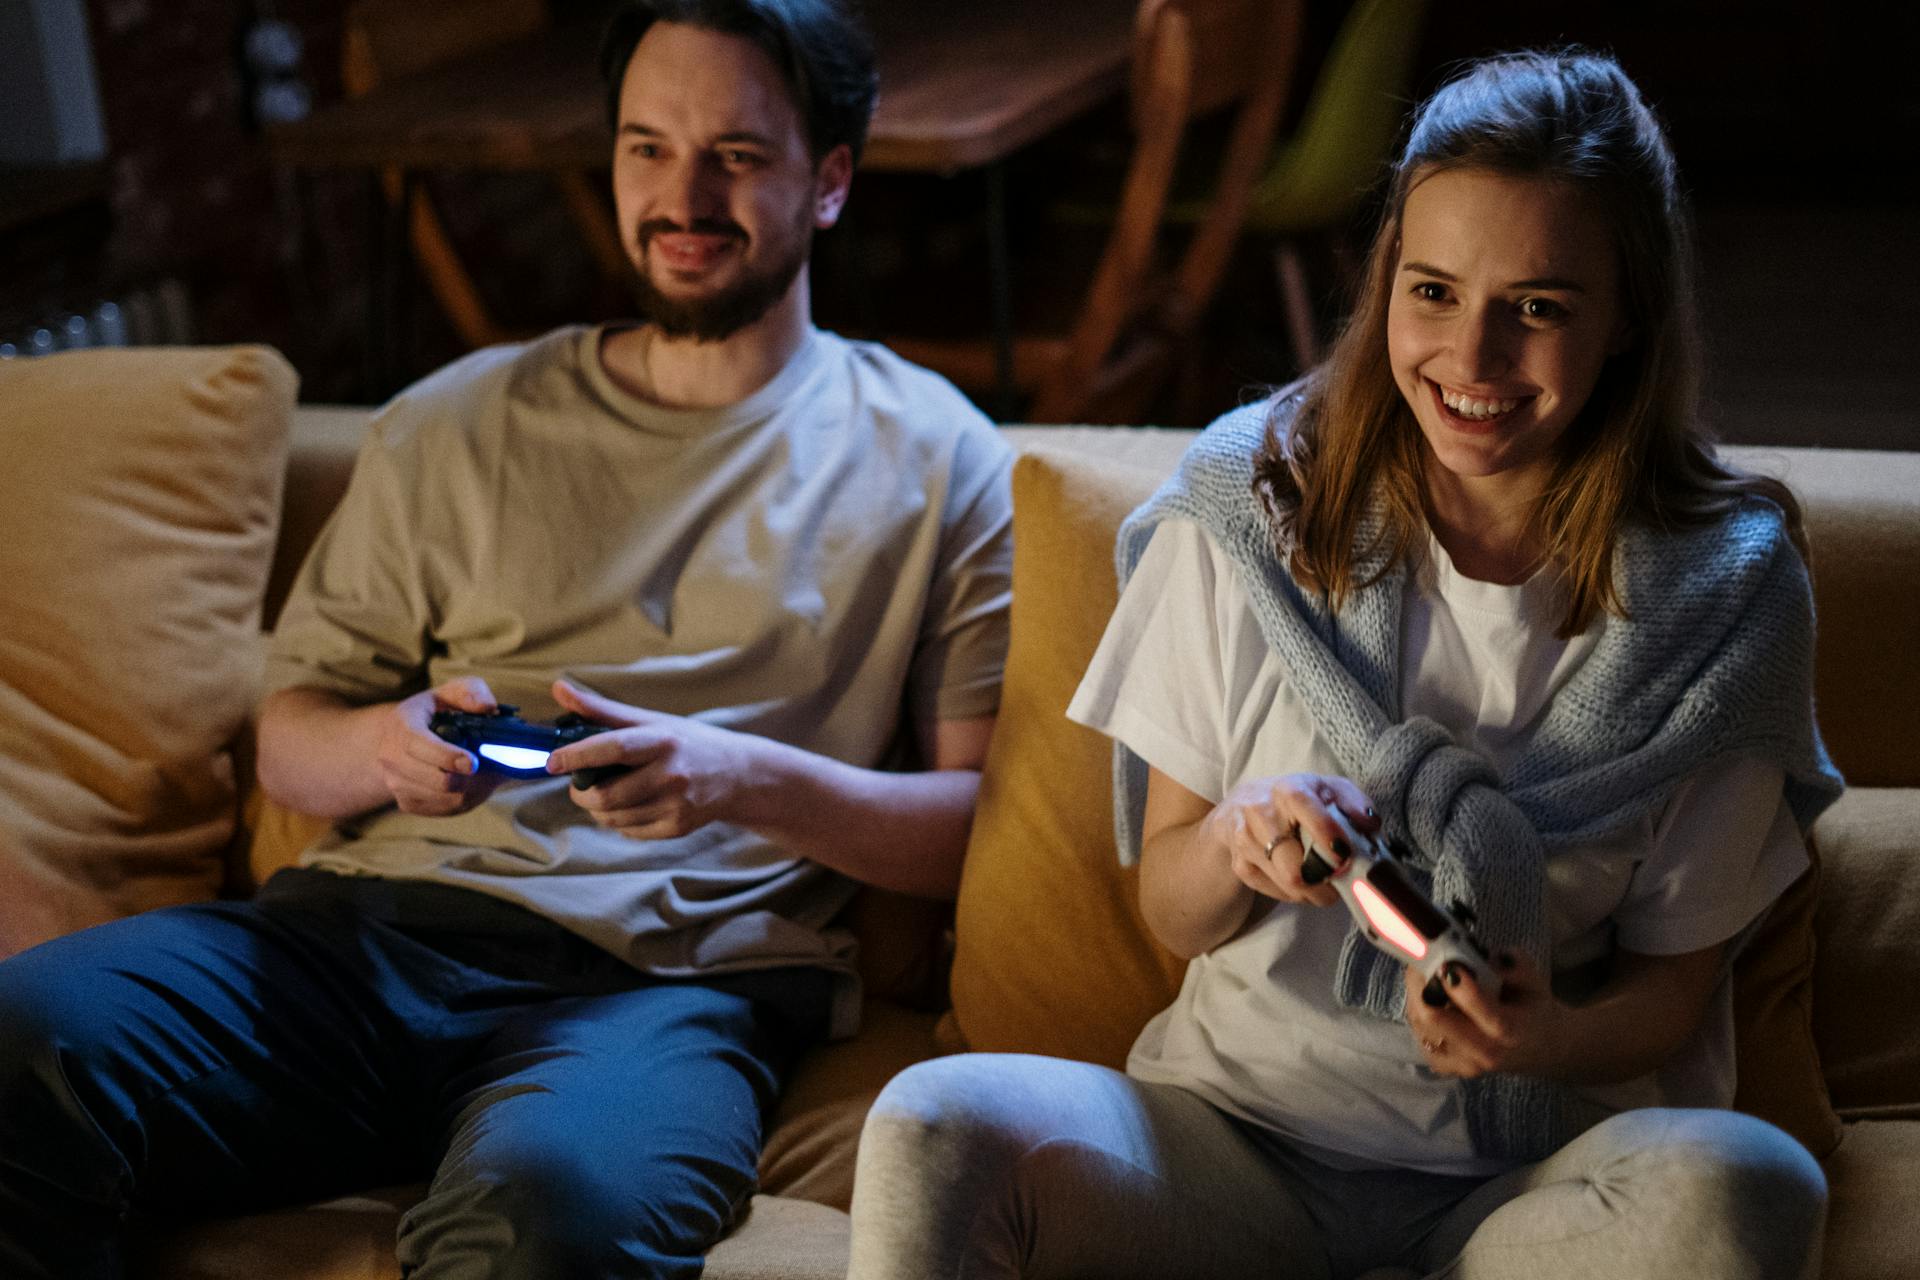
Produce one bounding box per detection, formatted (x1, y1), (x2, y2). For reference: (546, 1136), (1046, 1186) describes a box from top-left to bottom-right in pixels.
(1404, 952), (1566, 1079)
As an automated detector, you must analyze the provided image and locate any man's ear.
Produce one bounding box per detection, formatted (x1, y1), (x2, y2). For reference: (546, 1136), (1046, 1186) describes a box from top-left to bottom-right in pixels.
(814, 144), (853, 229)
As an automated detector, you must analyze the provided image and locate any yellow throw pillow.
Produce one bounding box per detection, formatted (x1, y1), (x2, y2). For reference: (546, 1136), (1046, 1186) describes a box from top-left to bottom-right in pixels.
(1731, 849), (1843, 1157)
(947, 447), (1186, 1067)
(1810, 788), (1920, 1120)
(0, 346), (295, 956)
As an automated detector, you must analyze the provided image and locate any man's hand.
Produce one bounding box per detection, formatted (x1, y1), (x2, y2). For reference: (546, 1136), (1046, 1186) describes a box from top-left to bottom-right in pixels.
(545, 679), (759, 840)
(377, 677), (505, 816)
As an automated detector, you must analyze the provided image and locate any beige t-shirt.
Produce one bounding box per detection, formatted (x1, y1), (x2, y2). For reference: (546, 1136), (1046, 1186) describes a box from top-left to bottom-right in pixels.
(266, 326), (1014, 1033)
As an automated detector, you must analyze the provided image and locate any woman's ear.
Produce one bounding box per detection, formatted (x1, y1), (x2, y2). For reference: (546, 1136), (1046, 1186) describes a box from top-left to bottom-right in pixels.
(1607, 319), (1637, 356)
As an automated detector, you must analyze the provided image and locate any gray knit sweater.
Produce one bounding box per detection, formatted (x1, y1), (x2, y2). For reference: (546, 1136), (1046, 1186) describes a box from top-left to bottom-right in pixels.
(1112, 395), (1844, 1161)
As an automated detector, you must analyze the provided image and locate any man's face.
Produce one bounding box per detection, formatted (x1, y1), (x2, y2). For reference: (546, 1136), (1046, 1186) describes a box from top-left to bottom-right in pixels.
(611, 22), (850, 341)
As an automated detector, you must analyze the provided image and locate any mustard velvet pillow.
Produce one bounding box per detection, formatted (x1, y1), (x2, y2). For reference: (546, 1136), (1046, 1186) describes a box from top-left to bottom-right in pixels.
(946, 447), (1186, 1067)
(0, 346), (295, 956)
(948, 442), (1841, 1156)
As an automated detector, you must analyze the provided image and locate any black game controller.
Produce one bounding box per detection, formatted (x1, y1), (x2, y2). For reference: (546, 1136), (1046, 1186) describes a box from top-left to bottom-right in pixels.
(427, 705), (627, 790)
(1301, 806), (1502, 1009)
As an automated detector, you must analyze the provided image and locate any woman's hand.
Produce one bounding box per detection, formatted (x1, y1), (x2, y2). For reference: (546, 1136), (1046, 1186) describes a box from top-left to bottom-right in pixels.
(1404, 951), (1566, 1079)
(1209, 772), (1380, 908)
(1407, 943), (1728, 1085)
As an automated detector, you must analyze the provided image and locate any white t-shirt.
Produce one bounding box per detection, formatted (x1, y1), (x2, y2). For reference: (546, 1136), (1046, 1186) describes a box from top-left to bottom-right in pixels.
(1067, 519), (1807, 1176)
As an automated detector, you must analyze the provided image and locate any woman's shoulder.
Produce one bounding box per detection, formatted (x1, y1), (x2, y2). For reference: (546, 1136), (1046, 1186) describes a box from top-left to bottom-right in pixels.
(1614, 495), (1808, 631)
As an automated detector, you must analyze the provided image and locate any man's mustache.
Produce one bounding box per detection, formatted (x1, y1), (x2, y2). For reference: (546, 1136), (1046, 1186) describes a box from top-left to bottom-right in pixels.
(636, 218), (749, 247)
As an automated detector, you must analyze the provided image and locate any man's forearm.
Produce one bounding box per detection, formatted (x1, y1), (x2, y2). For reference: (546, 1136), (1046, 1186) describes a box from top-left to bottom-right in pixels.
(729, 738), (982, 900)
(256, 687), (400, 818)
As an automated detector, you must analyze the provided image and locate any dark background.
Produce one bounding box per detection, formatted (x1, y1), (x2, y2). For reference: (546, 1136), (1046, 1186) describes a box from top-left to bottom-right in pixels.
(2, 0), (1914, 446)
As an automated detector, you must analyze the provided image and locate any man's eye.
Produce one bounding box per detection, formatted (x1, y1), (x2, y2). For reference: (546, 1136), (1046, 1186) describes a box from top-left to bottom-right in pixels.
(722, 149), (760, 166)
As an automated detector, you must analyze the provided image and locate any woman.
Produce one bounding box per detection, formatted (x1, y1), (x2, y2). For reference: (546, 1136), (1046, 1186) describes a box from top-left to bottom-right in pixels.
(846, 50), (1843, 1280)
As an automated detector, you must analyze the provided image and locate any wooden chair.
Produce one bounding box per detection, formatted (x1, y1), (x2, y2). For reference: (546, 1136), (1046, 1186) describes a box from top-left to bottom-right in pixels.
(884, 0), (1303, 424)
(343, 0), (629, 350)
(1169, 0), (1432, 372)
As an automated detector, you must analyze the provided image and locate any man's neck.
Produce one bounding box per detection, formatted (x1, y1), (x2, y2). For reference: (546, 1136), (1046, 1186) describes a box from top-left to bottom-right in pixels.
(601, 270), (813, 411)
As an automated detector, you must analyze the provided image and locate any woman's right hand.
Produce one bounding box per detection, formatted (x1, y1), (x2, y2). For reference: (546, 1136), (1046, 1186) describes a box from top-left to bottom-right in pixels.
(1208, 773), (1379, 908)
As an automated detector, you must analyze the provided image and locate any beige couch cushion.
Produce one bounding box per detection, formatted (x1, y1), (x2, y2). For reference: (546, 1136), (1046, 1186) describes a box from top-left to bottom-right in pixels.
(949, 445), (1842, 1149)
(1811, 788), (1920, 1117)
(0, 346), (294, 956)
(1821, 1119), (1920, 1280)
(1724, 445), (1920, 789)
(133, 1190), (848, 1280)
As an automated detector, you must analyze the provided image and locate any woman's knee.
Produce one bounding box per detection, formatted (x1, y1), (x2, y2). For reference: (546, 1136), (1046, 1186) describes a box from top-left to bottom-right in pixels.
(859, 1054), (1057, 1179)
(1599, 1108), (1826, 1278)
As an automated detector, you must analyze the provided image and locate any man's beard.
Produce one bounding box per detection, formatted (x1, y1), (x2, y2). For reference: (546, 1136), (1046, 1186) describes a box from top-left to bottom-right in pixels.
(631, 214), (811, 343)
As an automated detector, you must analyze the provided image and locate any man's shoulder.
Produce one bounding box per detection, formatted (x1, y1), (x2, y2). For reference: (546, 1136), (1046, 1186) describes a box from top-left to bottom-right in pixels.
(813, 330), (999, 440)
(372, 326), (594, 444)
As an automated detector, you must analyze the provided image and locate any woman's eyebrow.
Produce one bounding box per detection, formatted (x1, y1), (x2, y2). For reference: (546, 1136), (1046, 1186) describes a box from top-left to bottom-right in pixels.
(1399, 261), (1587, 293)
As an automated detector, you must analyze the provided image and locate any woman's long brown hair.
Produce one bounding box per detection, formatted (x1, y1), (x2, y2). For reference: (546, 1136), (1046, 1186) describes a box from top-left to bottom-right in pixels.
(1253, 51), (1805, 638)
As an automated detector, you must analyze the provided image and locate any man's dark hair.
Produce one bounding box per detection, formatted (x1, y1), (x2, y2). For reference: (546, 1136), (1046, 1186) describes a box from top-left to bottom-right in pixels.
(599, 0), (878, 166)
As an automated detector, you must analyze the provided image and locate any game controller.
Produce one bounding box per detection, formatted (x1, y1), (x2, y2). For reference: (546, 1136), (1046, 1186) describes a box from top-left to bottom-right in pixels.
(1300, 805), (1502, 1008)
(427, 705), (627, 790)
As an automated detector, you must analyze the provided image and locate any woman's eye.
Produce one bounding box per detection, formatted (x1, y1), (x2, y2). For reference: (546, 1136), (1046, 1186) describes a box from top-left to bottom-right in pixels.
(1412, 282), (1449, 303)
(1520, 296), (1568, 321)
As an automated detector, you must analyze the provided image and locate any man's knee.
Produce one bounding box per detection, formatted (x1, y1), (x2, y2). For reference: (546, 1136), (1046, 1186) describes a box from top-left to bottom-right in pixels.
(403, 1137), (747, 1279)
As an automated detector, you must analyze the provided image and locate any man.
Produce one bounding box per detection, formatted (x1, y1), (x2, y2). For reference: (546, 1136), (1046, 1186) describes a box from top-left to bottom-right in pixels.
(0, 2), (1012, 1276)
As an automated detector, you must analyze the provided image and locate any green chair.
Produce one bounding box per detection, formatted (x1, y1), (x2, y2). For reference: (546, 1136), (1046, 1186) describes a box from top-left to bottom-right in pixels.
(1174, 0), (1431, 372)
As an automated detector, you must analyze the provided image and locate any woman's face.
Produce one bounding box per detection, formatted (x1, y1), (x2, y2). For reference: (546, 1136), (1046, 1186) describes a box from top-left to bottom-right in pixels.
(1386, 167), (1631, 500)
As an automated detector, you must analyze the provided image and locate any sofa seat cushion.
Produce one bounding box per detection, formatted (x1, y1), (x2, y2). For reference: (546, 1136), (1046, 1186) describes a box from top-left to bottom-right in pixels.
(0, 346), (295, 957)
(1821, 1120), (1920, 1280)
(132, 1190), (849, 1280)
(758, 999), (945, 1211)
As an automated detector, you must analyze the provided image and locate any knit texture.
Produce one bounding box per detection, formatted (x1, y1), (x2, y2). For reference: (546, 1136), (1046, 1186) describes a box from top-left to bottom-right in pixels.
(1111, 395), (1845, 1161)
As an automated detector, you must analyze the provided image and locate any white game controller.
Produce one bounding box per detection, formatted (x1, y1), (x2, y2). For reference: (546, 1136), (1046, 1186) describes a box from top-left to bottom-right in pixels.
(1300, 806), (1502, 1007)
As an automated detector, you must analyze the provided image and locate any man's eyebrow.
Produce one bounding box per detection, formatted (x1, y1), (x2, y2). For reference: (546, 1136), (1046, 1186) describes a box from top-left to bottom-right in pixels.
(1400, 261), (1587, 292)
(615, 123), (778, 148)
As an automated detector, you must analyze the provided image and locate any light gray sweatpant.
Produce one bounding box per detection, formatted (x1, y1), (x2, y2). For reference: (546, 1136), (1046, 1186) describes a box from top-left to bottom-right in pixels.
(846, 1054), (1826, 1280)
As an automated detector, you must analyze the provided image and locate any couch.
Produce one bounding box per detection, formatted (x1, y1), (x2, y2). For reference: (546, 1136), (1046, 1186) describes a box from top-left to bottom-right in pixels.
(1, 345), (1914, 1279)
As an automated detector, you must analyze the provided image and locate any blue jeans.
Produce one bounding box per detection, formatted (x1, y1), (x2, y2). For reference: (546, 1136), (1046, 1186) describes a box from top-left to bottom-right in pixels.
(0, 868), (832, 1280)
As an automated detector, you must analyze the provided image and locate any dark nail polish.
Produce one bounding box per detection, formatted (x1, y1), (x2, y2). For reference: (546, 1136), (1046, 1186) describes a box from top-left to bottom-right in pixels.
(1446, 965), (1462, 987)
(1334, 838), (1351, 860)
(1366, 806), (1377, 818)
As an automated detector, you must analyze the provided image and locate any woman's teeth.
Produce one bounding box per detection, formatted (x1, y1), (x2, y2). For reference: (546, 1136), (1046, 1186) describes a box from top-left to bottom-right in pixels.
(1441, 389), (1519, 420)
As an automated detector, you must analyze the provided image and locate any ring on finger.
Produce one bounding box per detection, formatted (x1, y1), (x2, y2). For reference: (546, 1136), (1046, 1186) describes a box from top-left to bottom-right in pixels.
(1262, 824), (1298, 858)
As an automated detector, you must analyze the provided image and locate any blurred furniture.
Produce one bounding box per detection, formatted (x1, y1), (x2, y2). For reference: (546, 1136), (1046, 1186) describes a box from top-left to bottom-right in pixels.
(270, 0), (1137, 399)
(340, 0), (629, 353)
(1179, 0), (1432, 371)
(3, 348), (1917, 1277)
(883, 0), (1304, 424)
